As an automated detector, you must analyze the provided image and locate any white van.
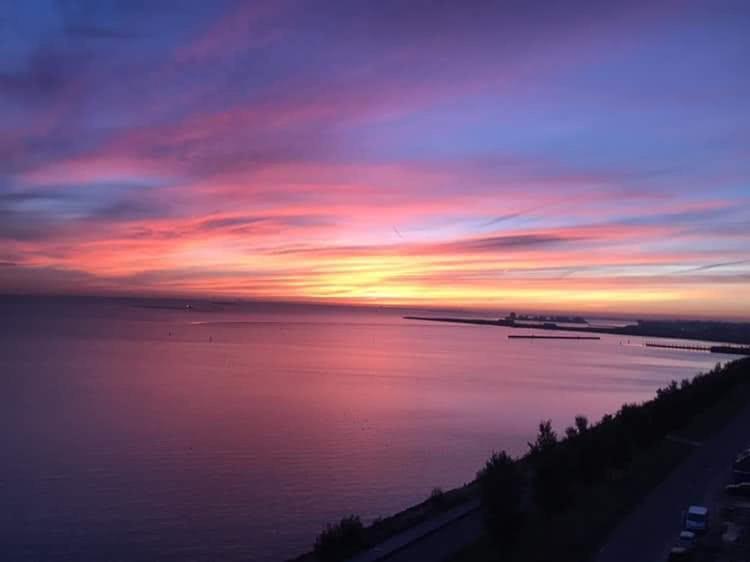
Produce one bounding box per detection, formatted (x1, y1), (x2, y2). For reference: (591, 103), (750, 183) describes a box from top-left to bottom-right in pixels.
(684, 505), (709, 533)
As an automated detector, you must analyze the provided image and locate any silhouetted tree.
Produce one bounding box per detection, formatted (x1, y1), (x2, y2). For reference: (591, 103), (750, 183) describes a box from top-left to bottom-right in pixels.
(428, 487), (446, 510)
(477, 451), (524, 554)
(528, 420), (558, 454)
(314, 516), (366, 562)
(532, 448), (575, 512)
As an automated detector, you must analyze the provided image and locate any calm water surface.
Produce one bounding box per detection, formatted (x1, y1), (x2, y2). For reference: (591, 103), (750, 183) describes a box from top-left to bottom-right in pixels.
(0, 297), (733, 561)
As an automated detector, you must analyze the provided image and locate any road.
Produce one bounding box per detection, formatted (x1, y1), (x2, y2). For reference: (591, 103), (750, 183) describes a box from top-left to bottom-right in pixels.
(595, 401), (750, 562)
(371, 399), (750, 562)
(372, 509), (482, 562)
(348, 395), (750, 562)
(348, 500), (482, 562)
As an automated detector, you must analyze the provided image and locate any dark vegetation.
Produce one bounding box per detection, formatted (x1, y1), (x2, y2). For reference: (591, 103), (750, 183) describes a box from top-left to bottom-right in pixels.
(465, 357), (750, 561)
(476, 452), (524, 556)
(302, 485), (475, 562)
(405, 316), (750, 346)
(305, 358), (750, 562)
(313, 516), (366, 562)
(624, 320), (750, 346)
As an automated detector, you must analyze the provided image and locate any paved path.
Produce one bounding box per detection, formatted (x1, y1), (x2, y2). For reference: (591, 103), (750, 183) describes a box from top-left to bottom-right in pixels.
(378, 510), (482, 562)
(595, 401), (750, 562)
(347, 500), (481, 562)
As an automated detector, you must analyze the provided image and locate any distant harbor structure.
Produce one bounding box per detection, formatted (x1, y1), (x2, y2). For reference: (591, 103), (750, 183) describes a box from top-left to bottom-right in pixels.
(404, 314), (750, 351)
(505, 311), (587, 325)
(645, 342), (750, 356)
(508, 335), (600, 340)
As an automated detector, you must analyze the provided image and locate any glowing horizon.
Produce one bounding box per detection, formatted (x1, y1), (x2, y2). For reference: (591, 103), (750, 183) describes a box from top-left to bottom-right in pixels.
(1, 1), (749, 319)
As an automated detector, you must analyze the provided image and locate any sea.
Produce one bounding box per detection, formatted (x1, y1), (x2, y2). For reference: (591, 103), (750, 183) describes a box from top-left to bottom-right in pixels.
(0, 296), (734, 561)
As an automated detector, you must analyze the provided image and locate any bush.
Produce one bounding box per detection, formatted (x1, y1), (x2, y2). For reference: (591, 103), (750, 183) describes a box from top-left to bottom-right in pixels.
(527, 419), (557, 455)
(477, 451), (524, 553)
(429, 487), (447, 510)
(527, 359), (750, 512)
(313, 515), (366, 562)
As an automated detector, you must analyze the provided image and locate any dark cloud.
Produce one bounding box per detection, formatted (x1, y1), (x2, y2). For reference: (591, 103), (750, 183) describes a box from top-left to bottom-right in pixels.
(270, 232), (573, 259)
(680, 259), (750, 274)
(304, 0), (652, 44)
(197, 216), (265, 231)
(63, 24), (140, 40)
(93, 197), (171, 222)
(449, 233), (570, 253)
(0, 46), (84, 102)
(0, 209), (60, 241)
(685, 221), (750, 238)
(618, 206), (734, 228)
(196, 214), (333, 232)
(0, 186), (70, 205)
(0, 264), (101, 292)
(0, 181), (172, 241)
(480, 213), (523, 228)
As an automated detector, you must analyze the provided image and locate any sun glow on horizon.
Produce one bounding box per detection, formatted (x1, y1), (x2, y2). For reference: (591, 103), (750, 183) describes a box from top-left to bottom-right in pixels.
(1, 1), (749, 319)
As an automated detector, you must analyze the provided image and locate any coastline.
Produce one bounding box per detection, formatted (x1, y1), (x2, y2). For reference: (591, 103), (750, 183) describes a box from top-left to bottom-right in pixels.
(405, 316), (750, 353)
(295, 357), (750, 562)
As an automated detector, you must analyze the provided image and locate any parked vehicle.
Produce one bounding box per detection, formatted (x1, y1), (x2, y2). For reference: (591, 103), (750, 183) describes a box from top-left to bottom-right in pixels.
(677, 530), (696, 546)
(683, 505), (709, 533)
(668, 528), (699, 560)
(725, 482), (750, 497)
(667, 529), (696, 560)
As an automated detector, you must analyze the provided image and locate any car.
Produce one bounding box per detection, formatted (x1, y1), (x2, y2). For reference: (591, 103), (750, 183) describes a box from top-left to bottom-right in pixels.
(667, 530), (697, 561)
(683, 505), (709, 533)
(725, 482), (750, 497)
(677, 530), (696, 546)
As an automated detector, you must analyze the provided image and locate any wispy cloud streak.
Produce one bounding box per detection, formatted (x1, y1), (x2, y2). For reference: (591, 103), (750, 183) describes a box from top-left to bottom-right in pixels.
(0, 0), (749, 317)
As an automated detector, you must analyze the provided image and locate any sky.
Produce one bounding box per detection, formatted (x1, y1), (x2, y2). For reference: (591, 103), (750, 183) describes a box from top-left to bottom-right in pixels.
(1, 0), (749, 318)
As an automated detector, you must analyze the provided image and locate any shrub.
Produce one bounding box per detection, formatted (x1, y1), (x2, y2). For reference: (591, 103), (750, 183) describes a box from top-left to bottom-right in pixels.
(528, 419), (558, 455)
(429, 487), (446, 510)
(313, 515), (366, 562)
(477, 451), (524, 553)
(532, 448), (575, 512)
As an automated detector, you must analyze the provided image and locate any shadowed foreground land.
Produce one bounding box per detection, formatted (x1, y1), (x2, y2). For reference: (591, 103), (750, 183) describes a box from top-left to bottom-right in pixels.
(456, 357), (750, 562)
(300, 358), (750, 562)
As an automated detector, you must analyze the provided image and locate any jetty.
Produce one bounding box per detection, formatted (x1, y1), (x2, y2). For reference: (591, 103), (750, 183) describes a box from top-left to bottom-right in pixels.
(404, 315), (750, 352)
(508, 335), (600, 340)
(645, 343), (750, 356)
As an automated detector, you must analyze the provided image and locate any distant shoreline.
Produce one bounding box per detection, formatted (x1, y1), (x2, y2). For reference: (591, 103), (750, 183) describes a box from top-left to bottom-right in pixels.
(404, 316), (750, 352)
(296, 358), (750, 562)
(507, 335), (601, 340)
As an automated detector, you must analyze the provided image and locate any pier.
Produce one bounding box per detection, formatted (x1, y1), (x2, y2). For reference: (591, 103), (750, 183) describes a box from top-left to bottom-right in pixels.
(645, 343), (750, 356)
(645, 342), (712, 352)
(508, 335), (601, 340)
